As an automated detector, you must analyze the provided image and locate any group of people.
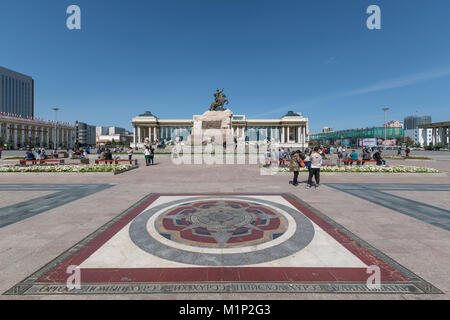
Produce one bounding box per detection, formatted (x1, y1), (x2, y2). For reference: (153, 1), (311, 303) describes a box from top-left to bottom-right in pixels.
(289, 147), (323, 188)
(143, 145), (155, 166)
(98, 148), (114, 162)
(23, 147), (55, 161)
(337, 146), (386, 166)
(397, 146), (411, 157)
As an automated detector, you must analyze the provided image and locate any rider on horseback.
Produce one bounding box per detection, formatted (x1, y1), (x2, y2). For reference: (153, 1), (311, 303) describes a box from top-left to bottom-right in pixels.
(209, 88), (229, 111)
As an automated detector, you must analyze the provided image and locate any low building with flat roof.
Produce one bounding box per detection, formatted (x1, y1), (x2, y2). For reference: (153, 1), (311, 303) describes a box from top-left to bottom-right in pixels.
(309, 126), (404, 147)
(419, 121), (450, 148)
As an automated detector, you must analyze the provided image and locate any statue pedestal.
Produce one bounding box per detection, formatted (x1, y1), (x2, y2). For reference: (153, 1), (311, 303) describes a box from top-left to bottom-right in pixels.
(190, 109), (233, 144)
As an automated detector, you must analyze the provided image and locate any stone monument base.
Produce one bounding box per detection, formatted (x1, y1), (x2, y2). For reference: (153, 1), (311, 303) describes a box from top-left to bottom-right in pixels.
(189, 109), (233, 144)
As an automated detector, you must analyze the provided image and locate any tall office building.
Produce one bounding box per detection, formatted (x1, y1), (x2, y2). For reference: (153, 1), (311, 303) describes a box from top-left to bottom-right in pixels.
(75, 121), (97, 146)
(404, 115), (432, 146)
(0, 66), (34, 119)
(404, 116), (431, 130)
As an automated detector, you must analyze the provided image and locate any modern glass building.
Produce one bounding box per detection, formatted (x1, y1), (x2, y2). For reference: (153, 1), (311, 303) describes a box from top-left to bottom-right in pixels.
(0, 66), (34, 119)
(404, 116), (432, 130)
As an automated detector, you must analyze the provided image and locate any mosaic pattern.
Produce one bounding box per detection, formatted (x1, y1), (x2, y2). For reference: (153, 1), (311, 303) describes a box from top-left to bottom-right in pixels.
(156, 200), (288, 248)
(4, 193), (442, 295)
(129, 196), (314, 265)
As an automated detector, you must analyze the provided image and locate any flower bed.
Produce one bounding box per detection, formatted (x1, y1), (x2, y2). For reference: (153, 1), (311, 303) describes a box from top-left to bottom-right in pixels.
(269, 165), (439, 173)
(0, 164), (134, 173)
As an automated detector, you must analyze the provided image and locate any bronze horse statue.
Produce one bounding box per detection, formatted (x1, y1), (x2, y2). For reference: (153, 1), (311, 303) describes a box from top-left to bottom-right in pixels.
(209, 89), (229, 111)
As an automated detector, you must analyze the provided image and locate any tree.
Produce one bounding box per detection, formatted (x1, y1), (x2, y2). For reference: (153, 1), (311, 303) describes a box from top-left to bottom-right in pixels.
(404, 137), (415, 147)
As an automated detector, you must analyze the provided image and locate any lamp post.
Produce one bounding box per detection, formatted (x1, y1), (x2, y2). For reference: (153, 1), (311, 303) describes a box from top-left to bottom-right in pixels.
(52, 107), (60, 150)
(382, 107), (390, 144)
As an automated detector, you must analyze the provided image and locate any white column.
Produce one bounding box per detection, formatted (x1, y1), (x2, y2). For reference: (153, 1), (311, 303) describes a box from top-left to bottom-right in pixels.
(133, 126), (136, 146)
(137, 126), (141, 143)
(153, 127), (156, 142)
(281, 127), (285, 143)
(303, 125), (306, 147)
(297, 126), (301, 143)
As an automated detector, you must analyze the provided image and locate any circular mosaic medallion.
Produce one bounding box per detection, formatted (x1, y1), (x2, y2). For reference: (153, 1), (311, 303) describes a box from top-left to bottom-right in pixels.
(129, 196), (315, 266)
(156, 200), (288, 248)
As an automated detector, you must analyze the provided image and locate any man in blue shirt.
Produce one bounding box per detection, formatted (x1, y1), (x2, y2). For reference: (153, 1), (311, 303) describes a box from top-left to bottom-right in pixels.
(349, 149), (359, 166)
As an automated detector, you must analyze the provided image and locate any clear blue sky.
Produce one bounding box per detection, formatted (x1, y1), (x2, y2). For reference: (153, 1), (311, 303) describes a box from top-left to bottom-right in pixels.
(1, 0), (450, 133)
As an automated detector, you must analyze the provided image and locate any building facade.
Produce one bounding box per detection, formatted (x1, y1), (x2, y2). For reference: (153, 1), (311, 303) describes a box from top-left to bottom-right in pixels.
(404, 116), (431, 130)
(0, 66), (34, 119)
(131, 110), (309, 149)
(96, 126), (128, 136)
(404, 129), (432, 147)
(385, 120), (403, 128)
(419, 121), (450, 148)
(309, 127), (404, 147)
(0, 113), (74, 149)
(75, 121), (97, 146)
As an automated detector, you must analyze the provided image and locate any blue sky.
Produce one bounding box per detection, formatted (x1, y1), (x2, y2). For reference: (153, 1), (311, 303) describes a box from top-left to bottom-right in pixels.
(1, 0), (449, 133)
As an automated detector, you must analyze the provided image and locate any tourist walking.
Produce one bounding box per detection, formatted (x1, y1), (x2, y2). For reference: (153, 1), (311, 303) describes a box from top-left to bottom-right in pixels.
(278, 148), (285, 167)
(306, 147), (322, 189)
(397, 147), (402, 156)
(289, 150), (305, 186)
(405, 147), (410, 157)
(127, 146), (133, 161)
(144, 146), (151, 166)
(149, 145), (155, 165)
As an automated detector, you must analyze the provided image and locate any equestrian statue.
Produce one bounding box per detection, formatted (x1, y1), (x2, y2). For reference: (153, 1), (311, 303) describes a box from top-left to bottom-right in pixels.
(209, 88), (229, 111)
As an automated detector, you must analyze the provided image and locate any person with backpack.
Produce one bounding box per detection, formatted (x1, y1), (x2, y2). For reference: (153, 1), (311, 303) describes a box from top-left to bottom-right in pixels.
(405, 147), (410, 157)
(289, 150), (305, 186)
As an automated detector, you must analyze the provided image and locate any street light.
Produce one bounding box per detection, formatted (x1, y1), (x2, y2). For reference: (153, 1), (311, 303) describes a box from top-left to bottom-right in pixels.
(382, 107), (390, 144)
(52, 107), (60, 150)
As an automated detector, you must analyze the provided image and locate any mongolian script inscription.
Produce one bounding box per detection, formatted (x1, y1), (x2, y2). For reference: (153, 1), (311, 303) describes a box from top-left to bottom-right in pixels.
(202, 121), (222, 130)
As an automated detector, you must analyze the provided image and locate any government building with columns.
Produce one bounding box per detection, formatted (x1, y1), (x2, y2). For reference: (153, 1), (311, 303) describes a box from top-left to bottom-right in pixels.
(0, 113), (75, 149)
(131, 110), (309, 149)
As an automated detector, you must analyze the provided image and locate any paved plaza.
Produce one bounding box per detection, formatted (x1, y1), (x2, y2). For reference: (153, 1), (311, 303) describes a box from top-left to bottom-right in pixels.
(0, 152), (449, 299)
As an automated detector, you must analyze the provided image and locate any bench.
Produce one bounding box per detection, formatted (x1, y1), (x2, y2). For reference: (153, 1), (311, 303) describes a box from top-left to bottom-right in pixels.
(340, 159), (380, 166)
(95, 159), (138, 165)
(19, 159), (65, 166)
